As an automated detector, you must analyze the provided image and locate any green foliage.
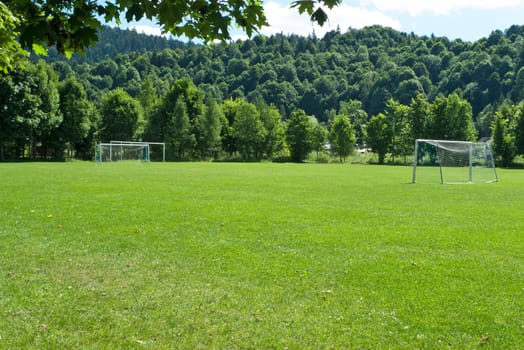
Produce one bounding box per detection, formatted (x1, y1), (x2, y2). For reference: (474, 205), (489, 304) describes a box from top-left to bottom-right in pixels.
(170, 98), (195, 159)
(2, 0), (346, 73)
(257, 100), (287, 159)
(311, 121), (328, 160)
(291, 0), (342, 26)
(329, 114), (355, 162)
(491, 105), (517, 167)
(339, 99), (368, 146)
(0, 63), (61, 159)
(8, 25), (524, 163)
(406, 93), (430, 142)
(0, 3), (28, 73)
(137, 77), (158, 115)
(427, 93), (477, 141)
(366, 113), (392, 164)
(11, 0), (102, 57)
(285, 109), (315, 162)
(197, 97), (223, 159)
(515, 103), (524, 155)
(231, 101), (266, 161)
(384, 99), (410, 164)
(100, 88), (144, 142)
(54, 77), (94, 159)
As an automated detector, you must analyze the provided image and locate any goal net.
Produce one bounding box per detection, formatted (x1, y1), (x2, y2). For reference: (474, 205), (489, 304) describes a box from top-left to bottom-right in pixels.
(412, 139), (498, 184)
(110, 141), (165, 162)
(96, 142), (150, 163)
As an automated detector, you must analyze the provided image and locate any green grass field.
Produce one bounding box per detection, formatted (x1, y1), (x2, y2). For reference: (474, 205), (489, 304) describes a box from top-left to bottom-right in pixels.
(0, 162), (522, 349)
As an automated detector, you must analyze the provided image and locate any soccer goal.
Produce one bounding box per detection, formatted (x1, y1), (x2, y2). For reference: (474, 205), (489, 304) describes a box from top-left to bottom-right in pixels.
(96, 142), (151, 163)
(95, 141), (166, 163)
(412, 139), (498, 184)
(110, 141), (166, 162)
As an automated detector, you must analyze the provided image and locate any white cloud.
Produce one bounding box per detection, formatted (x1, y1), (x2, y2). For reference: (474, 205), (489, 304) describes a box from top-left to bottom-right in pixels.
(360, 0), (524, 16)
(256, 1), (401, 38)
(129, 24), (165, 37)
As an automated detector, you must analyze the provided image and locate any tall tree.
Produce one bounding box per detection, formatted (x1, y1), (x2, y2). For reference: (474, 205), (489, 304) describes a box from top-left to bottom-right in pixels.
(366, 113), (392, 164)
(285, 109), (314, 162)
(339, 99), (368, 147)
(232, 101), (266, 161)
(0, 63), (61, 159)
(197, 97), (223, 159)
(406, 93), (430, 144)
(0, 67), (41, 159)
(311, 122), (329, 160)
(427, 93), (477, 141)
(257, 100), (286, 159)
(170, 98), (195, 159)
(329, 114), (356, 162)
(31, 61), (63, 159)
(491, 109), (516, 167)
(100, 88), (144, 142)
(0, 3), (27, 73)
(384, 99), (409, 164)
(515, 103), (524, 156)
(54, 77), (94, 158)
(137, 76), (158, 116)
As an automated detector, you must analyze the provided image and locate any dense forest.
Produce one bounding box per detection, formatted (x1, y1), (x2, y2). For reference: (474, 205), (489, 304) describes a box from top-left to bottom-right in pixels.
(2, 25), (524, 165)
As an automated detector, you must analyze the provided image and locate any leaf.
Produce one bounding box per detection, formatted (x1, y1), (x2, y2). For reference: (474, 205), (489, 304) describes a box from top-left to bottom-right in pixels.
(290, 0), (315, 15)
(64, 49), (73, 60)
(319, 0), (342, 9)
(311, 7), (328, 26)
(32, 43), (48, 56)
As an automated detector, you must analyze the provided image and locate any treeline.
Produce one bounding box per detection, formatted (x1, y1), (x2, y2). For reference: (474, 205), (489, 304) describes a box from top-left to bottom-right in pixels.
(3, 25), (524, 164)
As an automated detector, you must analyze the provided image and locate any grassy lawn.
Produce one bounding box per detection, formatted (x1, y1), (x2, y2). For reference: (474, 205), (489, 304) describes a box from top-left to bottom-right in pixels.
(0, 162), (522, 349)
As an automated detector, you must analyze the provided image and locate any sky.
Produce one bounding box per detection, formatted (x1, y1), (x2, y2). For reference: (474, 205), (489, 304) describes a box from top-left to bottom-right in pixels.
(125, 0), (524, 42)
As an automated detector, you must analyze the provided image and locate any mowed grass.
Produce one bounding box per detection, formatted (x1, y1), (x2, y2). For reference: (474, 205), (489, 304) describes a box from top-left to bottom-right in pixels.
(0, 162), (522, 349)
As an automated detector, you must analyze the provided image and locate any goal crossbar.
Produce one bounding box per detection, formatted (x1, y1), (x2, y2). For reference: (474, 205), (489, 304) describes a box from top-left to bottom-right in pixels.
(96, 142), (151, 163)
(110, 141), (166, 162)
(412, 139), (498, 184)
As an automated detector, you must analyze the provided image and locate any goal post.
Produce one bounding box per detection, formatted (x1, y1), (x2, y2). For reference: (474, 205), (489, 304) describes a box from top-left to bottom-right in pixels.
(95, 141), (166, 164)
(412, 139), (498, 184)
(95, 142), (151, 163)
(110, 141), (166, 162)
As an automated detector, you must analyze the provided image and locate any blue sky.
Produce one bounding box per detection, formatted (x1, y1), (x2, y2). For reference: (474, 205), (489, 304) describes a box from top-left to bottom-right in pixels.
(124, 0), (524, 42)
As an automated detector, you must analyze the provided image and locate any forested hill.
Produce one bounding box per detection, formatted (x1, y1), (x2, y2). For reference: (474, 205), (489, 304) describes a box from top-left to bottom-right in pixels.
(44, 27), (191, 63)
(45, 24), (524, 135)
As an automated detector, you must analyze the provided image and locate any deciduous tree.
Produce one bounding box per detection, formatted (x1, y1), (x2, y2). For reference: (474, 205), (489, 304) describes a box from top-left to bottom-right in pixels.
(366, 113), (392, 164)
(491, 108), (516, 167)
(329, 114), (355, 162)
(170, 98), (195, 159)
(286, 109), (314, 162)
(197, 97), (223, 159)
(232, 101), (266, 161)
(100, 88), (143, 142)
(54, 77), (94, 158)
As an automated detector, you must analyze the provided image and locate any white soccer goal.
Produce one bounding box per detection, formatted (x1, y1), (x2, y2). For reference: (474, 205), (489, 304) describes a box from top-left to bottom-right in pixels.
(412, 139), (498, 184)
(95, 141), (166, 163)
(95, 142), (148, 163)
(110, 141), (165, 162)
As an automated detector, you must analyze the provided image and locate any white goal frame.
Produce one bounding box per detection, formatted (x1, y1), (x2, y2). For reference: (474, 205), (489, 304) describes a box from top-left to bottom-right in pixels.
(412, 139), (498, 184)
(95, 141), (165, 163)
(110, 141), (166, 162)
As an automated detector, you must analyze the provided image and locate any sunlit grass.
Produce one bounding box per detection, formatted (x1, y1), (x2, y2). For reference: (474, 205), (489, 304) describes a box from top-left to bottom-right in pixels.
(0, 162), (522, 348)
